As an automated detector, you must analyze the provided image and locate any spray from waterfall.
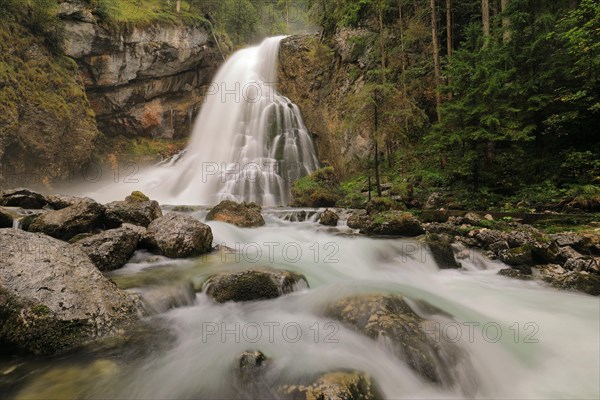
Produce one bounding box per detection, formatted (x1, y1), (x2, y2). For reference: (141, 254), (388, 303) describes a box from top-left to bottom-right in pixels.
(89, 36), (320, 206)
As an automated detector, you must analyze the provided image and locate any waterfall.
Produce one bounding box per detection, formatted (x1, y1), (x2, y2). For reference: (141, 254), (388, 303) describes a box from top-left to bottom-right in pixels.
(102, 36), (319, 206)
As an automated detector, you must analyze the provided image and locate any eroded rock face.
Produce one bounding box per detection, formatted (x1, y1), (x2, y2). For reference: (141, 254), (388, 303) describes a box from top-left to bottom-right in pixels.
(205, 200), (265, 228)
(203, 269), (308, 303)
(74, 224), (143, 271)
(27, 198), (106, 241)
(144, 213), (213, 258)
(278, 371), (382, 400)
(0, 229), (141, 355)
(324, 294), (469, 386)
(60, 7), (222, 139)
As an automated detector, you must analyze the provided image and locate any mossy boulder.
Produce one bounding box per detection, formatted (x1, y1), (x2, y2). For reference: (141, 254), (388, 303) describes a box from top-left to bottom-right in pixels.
(205, 200), (265, 228)
(74, 224), (143, 271)
(104, 195), (162, 228)
(319, 209), (339, 226)
(365, 197), (403, 214)
(348, 211), (425, 237)
(324, 294), (470, 385)
(143, 213), (213, 258)
(27, 198), (106, 241)
(0, 229), (141, 355)
(291, 167), (343, 207)
(278, 371), (383, 400)
(202, 269), (308, 303)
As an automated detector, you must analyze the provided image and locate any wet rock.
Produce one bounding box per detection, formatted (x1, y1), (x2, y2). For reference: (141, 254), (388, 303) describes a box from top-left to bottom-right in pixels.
(74, 224), (143, 271)
(131, 282), (196, 314)
(278, 371), (382, 400)
(489, 240), (510, 253)
(498, 247), (533, 272)
(319, 209), (339, 226)
(426, 233), (460, 269)
(0, 206), (14, 228)
(348, 211), (425, 237)
(27, 198), (105, 241)
(498, 268), (532, 280)
(143, 213), (213, 258)
(205, 200), (265, 228)
(534, 265), (600, 296)
(0, 229), (141, 355)
(324, 294), (467, 385)
(234, 350), (271, 386)
(44, 194), (85, 210)
(203, 268), (308, 303)
(0, 189), (47, 209)
(104, 194), (162, 228)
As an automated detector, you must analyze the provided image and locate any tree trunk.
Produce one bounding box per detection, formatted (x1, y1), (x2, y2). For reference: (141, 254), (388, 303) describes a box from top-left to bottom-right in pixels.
(398, 1), (409, 131)
(482, 0), (490, 47)
(176, 0), (181, 13)
(446, 0), (452, 57)
(374, 95), (382, 198)
(430, 0), (442, 123)
(501, 0), (511, 42)
(378, 0), (386, 81)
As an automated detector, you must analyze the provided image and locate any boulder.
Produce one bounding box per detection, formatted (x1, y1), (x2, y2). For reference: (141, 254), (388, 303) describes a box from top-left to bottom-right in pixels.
(426, 233), (460, 269)
(424, 192), (445, 210)
(550, 233), (584, 248)
(0, 206), (14, 228)
(462, 212), (482, 226)
(104, 195), (162, 228)
(278, 371), (382, 400)
(203, 268), (308, 303)
(205, 200), (265, 228)
(0, 229), (140, 355)
(534, 265), (600, 296)
(27, 198), (105, 241)
(234, 350), (271, 386)
(44, 194), (85, 210)
(348, 211), (425, 237)
(319, 209), (339, 226)
(144, 213), (213, 258)
(498, 268), (532, 280)
(498, 247), (533, 272)
(74, 224), (143, 271)
(0, 189), (47, 209)
(324, 294), (467, 385)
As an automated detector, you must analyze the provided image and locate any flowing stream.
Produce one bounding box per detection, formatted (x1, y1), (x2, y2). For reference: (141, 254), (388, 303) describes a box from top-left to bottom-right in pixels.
(87, 36), (319, 206)
(3, 211), (598, 399)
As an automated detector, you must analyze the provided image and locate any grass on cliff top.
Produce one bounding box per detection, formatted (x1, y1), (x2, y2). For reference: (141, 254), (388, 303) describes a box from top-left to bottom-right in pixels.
(94, 0), (208, 27)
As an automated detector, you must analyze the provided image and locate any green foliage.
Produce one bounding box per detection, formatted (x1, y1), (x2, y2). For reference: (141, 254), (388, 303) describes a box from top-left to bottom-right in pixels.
(291, 167), (343, 207)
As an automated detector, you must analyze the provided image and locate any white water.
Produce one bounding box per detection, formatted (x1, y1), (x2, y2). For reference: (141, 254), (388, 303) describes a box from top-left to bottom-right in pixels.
(86, 37), (319, 206)
(10, 211), (598, 399)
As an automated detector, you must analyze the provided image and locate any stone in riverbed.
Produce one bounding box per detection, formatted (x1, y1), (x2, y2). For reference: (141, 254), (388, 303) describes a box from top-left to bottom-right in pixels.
(143, 213), (213, 258)
(278, 371), (382, 400)
(205, 200), (265, 227)
(0, 188), (47, 209)
(534, 264), (600, 296)
(0, 206), (14, 228)
(27, 197), (106, 241)
(348, 210), (425, 236)
(104, 193), (162, 228)
(319, 209), (339, 226)
(426, 233), (460, 269)
(74, 224), (144, 271)
(0, 229), (141, 355)
(203, 268), (308, 303)
(324, 294), (471, 386)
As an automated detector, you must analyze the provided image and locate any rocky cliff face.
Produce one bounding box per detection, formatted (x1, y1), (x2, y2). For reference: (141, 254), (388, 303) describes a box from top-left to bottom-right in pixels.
(59, 2), (222, 139)
(278, 33), (373, 177)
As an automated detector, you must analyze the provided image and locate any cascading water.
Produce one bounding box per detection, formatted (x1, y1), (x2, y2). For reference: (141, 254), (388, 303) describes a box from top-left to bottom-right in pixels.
(89, 36), (319, 206)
